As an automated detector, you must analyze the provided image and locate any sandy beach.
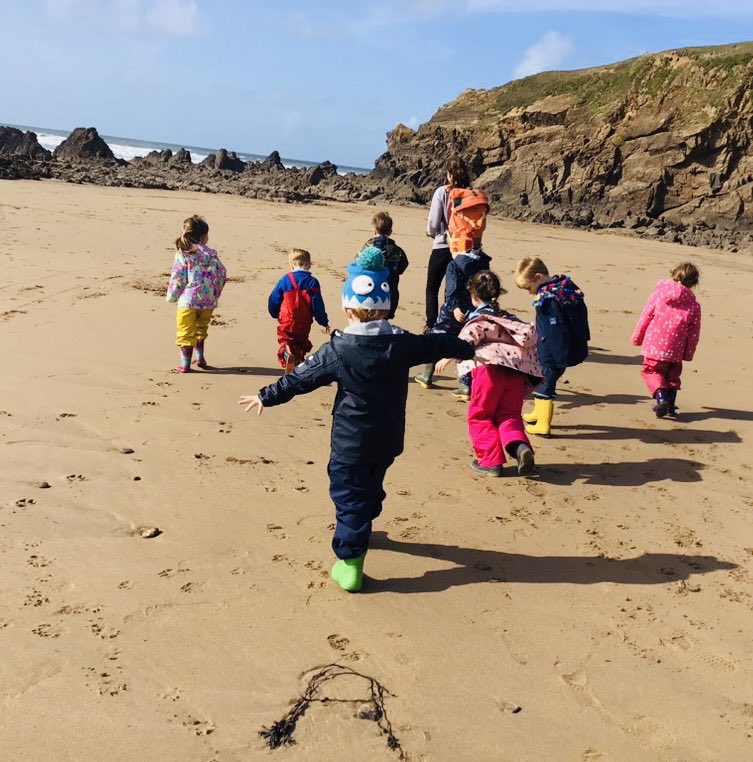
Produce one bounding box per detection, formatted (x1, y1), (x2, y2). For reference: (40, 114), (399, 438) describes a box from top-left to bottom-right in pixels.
(1, 178), (753, 761)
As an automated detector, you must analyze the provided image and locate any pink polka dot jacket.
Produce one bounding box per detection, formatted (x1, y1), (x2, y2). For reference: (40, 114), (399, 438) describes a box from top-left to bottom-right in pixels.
(631, 279), (701, 362)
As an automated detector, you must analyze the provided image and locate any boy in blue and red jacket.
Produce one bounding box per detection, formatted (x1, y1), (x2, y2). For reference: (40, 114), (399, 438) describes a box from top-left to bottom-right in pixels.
(268, 248), (329, 372)
(241, 247), (474, 593)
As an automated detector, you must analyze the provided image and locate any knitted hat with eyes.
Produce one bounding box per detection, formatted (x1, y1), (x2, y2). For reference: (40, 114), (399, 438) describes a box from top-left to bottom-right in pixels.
(341, 246), (391, 311)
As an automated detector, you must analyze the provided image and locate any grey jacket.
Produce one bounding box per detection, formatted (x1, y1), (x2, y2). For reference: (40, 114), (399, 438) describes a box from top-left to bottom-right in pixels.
(426, 185), (449, 249)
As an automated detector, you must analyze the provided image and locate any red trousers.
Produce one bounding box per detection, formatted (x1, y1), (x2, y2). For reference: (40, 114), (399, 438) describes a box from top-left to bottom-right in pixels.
(468, 365), (531, 468)
(276, 324), (312, 368)
(640, 358), (682, 395)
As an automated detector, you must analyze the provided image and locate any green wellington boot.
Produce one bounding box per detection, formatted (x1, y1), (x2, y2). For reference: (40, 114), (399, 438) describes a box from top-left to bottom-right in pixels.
(331, 553), (366, 592)
(414, 363), (435, 390)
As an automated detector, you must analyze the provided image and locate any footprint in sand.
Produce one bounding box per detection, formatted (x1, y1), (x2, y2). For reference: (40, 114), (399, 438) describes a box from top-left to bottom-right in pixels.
(179, 581), (204, 594)
(182, 716), (214, 736)
(89, 618), (120, 640)
(660, 631), (737, 672)
(31, 623), (60, 638)
(327, 634), (350, 651)
(66, 474), (86, 482)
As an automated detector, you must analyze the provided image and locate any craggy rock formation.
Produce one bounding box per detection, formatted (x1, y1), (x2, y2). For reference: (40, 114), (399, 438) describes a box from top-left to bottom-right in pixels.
(54, 127), (116, 162)
(374, 42), (753, 251)
(0, 127), (51, 160)
(4, 42), (753, 252)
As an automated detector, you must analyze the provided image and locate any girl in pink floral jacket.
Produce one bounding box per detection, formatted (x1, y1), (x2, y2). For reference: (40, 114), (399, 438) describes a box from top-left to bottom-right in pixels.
(166, 215), (227, 372)
(631, 262), (701, 417)
(437, 270), (543, 477)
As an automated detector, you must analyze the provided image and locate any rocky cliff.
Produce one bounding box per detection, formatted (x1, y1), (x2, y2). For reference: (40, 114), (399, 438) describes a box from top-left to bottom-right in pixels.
(374, 42), (753, 251)
(4, 42), (753, 252)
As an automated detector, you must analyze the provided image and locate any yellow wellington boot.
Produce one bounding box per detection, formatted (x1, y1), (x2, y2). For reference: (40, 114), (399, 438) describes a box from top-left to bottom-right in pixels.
(525, 399), (554, 436)
(522, 397), (543, 423)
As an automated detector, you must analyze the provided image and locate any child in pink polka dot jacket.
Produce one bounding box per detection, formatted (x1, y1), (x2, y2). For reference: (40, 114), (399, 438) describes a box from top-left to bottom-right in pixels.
(631, 262), (701, 418)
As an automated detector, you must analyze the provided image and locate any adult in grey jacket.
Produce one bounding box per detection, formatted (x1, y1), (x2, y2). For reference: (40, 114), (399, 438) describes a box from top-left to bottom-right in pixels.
(424, 156), (471, 331)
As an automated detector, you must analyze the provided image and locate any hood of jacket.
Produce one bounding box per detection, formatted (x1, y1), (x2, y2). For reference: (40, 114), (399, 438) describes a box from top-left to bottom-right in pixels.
(331, 323), (406, 378)
(653, 279), (697, 307)
(454, 250), (492, 276)
(533, 274), (584, 306)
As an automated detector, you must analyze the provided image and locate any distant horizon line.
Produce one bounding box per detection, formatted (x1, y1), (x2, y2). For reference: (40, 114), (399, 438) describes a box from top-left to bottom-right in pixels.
(1, 121), (372, 172)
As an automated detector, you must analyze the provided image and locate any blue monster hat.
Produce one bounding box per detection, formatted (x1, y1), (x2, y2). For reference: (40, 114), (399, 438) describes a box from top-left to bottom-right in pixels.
(342, 246), (391, 311)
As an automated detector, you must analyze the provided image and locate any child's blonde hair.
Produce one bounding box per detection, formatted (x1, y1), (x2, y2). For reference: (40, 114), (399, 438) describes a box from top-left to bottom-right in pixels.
(288, 248), (311, 268)
(514, 256), (549, 289)
(670, 262), (699, 289)
(372, 211), (393, 236)
(175, 215), (209, 252)
(346, 308), (390, 322)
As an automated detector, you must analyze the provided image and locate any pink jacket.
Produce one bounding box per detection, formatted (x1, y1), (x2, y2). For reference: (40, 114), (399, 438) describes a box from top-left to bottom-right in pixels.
(457, 309), (543, 383)
(631, 279), (701, 362)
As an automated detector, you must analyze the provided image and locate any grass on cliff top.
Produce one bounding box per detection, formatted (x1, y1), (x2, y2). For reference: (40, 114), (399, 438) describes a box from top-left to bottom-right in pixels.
(487, 41), (753, 117)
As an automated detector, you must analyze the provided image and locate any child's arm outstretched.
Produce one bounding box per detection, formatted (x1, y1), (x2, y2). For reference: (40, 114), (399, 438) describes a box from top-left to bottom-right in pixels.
(166, 253), (188, 302)
(239, 346), (339, 415)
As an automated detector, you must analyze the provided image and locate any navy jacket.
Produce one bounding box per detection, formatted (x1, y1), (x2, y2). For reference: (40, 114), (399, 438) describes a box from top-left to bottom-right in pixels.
(533, 275), (590, 368)
(434, 250), (492, 334)
(258, 324), (474, 464)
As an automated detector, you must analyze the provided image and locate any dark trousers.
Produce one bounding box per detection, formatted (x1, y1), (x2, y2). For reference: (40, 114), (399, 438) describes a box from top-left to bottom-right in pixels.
(534, 365), (566, 399)
(328, 459), (394, 559)
(425, 246), (452, 330)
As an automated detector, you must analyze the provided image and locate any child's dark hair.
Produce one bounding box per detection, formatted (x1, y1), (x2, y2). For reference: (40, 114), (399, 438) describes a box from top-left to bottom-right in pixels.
(372, 211), (393, 236)
(446, 156), (471, 189)
(175, 215), (209, 252)
(468, 270), (502, 312)
(670, 262), (699, 288)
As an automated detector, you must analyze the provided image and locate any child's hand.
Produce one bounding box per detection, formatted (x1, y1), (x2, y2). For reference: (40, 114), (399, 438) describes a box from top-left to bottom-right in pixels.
(435, 357), (453, 374)
(321, 325), (331, 335)
(238, 395), (264, 416)
(453, 307), (466, 323)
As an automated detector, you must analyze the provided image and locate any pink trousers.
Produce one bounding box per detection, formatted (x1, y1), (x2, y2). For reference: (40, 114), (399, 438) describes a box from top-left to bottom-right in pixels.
(640, 358), (683, 395)
(468, 365), (531, 468)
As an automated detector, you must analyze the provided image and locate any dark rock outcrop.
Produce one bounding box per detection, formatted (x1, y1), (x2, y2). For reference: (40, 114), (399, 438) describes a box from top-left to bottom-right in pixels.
(259, 151), (285, 171)
(54, 127), (115, 162)
(0, 127), (51, 160)
(201, 148), (245, 172)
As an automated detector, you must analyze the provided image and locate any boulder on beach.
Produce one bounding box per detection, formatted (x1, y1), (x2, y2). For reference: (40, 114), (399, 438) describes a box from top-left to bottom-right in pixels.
(201, 148), (245, 172)
(172, 148), (192, 164)
(0, 127), (51, 160)
(260, 150), (285, 171)
(53, 127), (115, 162)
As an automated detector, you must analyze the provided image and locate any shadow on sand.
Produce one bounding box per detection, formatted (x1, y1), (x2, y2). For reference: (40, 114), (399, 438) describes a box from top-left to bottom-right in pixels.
(196, 365), (281, 376)
(586, 348), (643, 366)
(534, 457), (704, 486)
(552, 423), (741, 446)
(366, 532), (736, 594)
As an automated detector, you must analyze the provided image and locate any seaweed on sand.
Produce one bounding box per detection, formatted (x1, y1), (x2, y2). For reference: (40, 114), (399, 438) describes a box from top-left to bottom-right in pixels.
(259, 662), (406, 759)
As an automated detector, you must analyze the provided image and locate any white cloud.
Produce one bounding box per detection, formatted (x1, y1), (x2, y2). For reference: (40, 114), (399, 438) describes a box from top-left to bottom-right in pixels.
(145, 0), (199, 35)
(466, 0), (753, 18)
(513, 31), (573, 78)
(44, 0), (200, 35)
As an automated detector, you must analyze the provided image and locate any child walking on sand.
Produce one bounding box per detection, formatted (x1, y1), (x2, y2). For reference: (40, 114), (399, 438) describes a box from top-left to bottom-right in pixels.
(631, 262), (701, 417)
(514, 256), (590, 436)
(239, 246), (474, 593)
(436, 271), (542, 476)
(363, 211), (409, 320)
(414, 246), (491, 400)
(166, 215), (227, 372)
(268, 248), (330, 373)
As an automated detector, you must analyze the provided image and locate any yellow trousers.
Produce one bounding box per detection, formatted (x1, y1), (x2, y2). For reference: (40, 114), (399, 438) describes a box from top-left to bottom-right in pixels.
(176, 308), (214, 347)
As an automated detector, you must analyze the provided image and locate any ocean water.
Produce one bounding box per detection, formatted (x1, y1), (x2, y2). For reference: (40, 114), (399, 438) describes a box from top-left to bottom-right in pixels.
(3, 123), (370, 176)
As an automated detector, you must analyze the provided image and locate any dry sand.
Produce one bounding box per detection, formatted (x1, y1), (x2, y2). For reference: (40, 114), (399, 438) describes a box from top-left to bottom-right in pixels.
(1, 178), (752, 761)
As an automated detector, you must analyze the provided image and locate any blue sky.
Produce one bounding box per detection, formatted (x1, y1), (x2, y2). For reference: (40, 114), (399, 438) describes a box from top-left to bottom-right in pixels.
(1, 1), (752, 167)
